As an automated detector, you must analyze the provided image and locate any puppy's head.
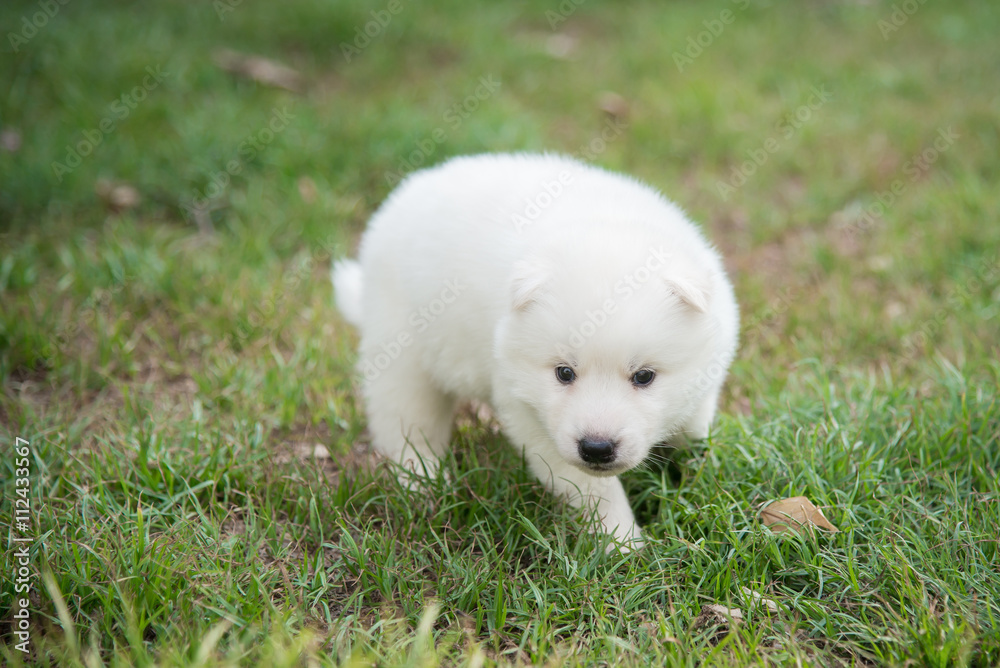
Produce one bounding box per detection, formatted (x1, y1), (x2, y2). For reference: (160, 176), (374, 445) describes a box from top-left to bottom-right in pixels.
(496, 234), (732, 476)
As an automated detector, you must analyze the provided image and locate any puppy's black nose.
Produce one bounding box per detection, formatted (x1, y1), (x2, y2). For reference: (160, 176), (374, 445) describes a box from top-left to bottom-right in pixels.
(578, 438), (617, 465)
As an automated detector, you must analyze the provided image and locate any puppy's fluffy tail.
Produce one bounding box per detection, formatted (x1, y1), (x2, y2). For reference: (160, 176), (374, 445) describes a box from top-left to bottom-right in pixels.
(332, 259), (364, 327)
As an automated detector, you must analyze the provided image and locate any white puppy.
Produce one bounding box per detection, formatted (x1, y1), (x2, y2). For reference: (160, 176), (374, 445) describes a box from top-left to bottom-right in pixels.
(333, 153), (738, 546)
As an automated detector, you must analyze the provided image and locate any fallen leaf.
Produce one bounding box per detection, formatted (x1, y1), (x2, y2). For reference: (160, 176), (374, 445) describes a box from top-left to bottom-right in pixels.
(885, 301), (905, 319)
(292, 443), (330, 459)
(95, 179), (141, 212)
(297, 176), (317, 204)
(1, 129), (21, 152)
(705, 604), (743, 620)
(545, 33), (577, 59)
(740, 586), (779, 613)
(759, 496), (840, 535)
(597, 91), (630, 121)
(867, 254), (893, 271)
(213, 49), (303, 92)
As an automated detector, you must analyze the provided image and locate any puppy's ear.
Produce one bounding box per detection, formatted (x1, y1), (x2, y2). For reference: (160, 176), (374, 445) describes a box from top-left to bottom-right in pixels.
(509, 260), (550, 311)
(664, 276), (710, 312)
(662, 263), (712, 313)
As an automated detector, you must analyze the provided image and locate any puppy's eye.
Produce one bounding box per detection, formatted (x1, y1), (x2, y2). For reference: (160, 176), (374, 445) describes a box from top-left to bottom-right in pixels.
(631, 369), (655, 387)
(555, 365), (576, 384)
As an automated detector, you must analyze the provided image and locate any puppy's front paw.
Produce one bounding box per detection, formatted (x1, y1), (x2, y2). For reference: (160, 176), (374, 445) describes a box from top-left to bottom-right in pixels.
(606, 521), (644, 554)
(395, 455), (451, 491)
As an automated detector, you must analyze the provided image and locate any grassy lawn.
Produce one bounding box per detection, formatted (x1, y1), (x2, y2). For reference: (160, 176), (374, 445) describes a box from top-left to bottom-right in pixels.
(2, 0), (999, 665)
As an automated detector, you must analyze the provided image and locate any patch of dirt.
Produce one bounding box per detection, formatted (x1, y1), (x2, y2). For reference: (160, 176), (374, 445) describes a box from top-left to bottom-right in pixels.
(270, 420), (381, 486)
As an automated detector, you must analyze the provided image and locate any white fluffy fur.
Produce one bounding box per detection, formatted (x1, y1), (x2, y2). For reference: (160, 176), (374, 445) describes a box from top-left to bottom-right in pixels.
(333, 153), (738, 546)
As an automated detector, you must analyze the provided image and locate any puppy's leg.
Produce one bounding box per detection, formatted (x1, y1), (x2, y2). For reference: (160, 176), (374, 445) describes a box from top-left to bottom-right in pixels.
(684, 384), (722, 440)
(525, 453), (643, 548)
(362, 357), (455, 480)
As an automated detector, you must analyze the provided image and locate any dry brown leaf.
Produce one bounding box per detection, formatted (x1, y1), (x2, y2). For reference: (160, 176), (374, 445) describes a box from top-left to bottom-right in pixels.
(597, 91), (630, 121)
(213, 49), (303, 92)
(759, 496), (840, 535)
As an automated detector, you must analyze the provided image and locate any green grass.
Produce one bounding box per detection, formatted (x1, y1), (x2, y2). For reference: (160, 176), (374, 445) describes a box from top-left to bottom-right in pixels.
(2, 0), (999, 665)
